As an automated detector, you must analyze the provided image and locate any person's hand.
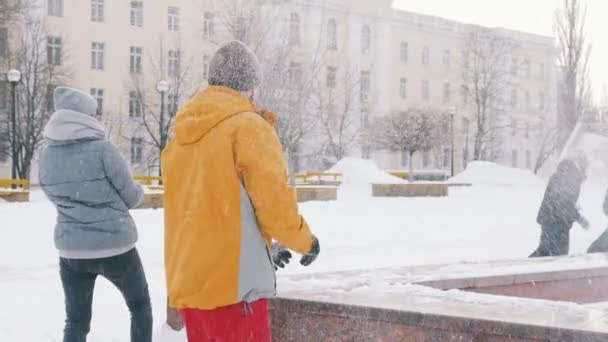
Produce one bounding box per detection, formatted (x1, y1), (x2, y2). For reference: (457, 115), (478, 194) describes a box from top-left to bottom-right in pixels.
(271, 243), (292, 270)
(300, 236), (320, 266)
(578, 216), (590, 230)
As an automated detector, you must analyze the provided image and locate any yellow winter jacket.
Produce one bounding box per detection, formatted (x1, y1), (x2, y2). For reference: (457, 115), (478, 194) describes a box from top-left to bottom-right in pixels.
(162, 86), (313, 310)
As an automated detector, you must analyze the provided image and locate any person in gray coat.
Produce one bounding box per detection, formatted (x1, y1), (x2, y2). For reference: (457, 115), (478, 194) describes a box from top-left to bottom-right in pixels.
(39, 87), (152, 342)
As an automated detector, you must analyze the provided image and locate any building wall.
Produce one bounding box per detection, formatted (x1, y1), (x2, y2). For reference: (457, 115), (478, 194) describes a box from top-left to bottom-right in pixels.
(0, 0), (557, 178)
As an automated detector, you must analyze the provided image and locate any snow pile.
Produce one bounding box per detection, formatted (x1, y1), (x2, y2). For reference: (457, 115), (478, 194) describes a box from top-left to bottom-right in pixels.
(450, 161), (543, 187)
(328, 158), (406, 185)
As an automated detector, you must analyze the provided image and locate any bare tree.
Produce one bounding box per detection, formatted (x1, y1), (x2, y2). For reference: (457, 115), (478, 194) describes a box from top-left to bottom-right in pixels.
(314, 67), (360, 167)
(533, 122), (560, 174)
(430, 112), (451, 170)
(127, 39), (196, 176)
(555, 0), (592, 145)
(462, 27), (513, 161)
(2, 3), (70, 180)
(372, 108), (438, 182)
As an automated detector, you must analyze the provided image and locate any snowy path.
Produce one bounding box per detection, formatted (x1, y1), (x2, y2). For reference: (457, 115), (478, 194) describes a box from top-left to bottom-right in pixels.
(2, 181), (608, 341)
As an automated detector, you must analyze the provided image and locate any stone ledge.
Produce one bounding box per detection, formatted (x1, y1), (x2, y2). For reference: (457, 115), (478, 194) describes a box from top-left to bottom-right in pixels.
(296, 186), (338, 202)
(0, 192), (30, 202)
(136, 193), (163, 210)
(372, 183), (448, 197)
(270, 297), (608, 342)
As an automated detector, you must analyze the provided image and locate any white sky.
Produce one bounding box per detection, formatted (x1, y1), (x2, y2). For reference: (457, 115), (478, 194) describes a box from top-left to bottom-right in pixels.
(393, 0), (608, 104)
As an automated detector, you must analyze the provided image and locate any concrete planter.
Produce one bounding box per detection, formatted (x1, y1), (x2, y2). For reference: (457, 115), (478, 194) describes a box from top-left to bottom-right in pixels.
(0, 192), (30, 202)
(137, 193), (163, 210)
(296, 186), (338, 202)
(372, 183), (448, 197)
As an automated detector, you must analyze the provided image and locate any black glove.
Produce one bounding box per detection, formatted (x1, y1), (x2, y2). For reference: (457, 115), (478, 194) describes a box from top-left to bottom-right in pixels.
(300, 236), (320, 266)
(271, 243), (292, 270)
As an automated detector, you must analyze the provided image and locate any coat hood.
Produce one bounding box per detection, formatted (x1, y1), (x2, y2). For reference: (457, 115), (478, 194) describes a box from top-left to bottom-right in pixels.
(174, 86), (256, 145)
(43, 109), (106, 142)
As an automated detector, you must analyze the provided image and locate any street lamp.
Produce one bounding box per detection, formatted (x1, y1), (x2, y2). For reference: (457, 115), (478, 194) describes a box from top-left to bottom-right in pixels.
(156, 80), (169, 178)
(7, 69), (21, 182)
(449, 106), (456, 178)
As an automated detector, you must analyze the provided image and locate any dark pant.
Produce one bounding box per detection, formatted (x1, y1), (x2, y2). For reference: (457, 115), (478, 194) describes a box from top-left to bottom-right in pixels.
(59, 248), (152, 342)
(530, 224), (571, 257)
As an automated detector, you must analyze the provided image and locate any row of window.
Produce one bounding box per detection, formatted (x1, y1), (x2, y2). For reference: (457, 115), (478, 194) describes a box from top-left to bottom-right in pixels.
(47, 37), (182, 76)
(48, 0), (182, 32)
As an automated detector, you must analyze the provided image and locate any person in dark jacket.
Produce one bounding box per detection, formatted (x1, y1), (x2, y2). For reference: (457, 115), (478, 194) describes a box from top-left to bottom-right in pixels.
(39, 87), (152, 342)
(587, 186), (608, 253)
(530, 151), (590, 257)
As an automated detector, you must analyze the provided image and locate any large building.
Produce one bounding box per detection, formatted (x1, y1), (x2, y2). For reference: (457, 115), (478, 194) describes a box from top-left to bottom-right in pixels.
(0, 0), (557, 181)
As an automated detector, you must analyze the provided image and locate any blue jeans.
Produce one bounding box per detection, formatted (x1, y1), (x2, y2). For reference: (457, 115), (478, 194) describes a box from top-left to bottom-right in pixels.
(59, 248), (152, 342)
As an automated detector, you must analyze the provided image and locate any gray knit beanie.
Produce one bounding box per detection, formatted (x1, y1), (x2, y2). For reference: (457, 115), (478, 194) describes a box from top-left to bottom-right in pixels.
(208, 41), (261, 92)
(54, 86), (98, 117)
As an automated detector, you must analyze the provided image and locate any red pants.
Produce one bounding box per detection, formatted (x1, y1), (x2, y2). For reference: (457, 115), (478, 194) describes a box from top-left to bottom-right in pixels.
(180, 299), (271, 342)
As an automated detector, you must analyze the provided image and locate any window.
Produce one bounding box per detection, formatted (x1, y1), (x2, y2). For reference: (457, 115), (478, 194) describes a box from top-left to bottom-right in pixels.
(46, 84), (57, 112)
(525, 90), (530, 109)
(91, 42), (104, 70)
(512, 150), (519, 168)
(326, 67), (337, 89)
(48, 0), (63, 16)
(461, 117), (470, 136)
(511, 58), (518, 76)
(131, 137), (143, 164)
(327, 19), (337, 50)
(400, 150), (409, 167)
(289, 13), (300, 46)
(91, 0), (104, 22)
(400, 42), (408, 64)
(203, 54), (210, 80)
(167, 94), (178, 115)
(288, 63), (302, 84)
(511, 119), (517, 136)
(539, 63), (545, 79)
(129, 91), (142, 117)
(204, 12), (216, 37)
(525, 121), (530, 138)
(422, 80), (429, 100)
(523, 59), (531, 78)
(539, 92), (545, 111)
(168, 6), (180, 31)
(461, 84), (469, 104)
(0, 81), (7, 110)
(443, 148), (451, 169)
(0, 28), (7, 58)
(90, 88), (104, 116)
(443, 49), (451, 68)
(510, 89), (517, 108)
(47, 36), (62, 66)
(443, 82), (451, 103)
(399, 78), (407, 99)
(360, 71), (370, 103)
(130, 46), (143, 73)
(422, 46), (429, 65)
(168, 50), (181, 77)
(361, 25), (371, 54)
(130, 1), (143, 27)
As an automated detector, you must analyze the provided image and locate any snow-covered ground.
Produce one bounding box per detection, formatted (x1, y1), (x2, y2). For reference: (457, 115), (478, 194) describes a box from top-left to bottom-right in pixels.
(3, 161), (608, 341)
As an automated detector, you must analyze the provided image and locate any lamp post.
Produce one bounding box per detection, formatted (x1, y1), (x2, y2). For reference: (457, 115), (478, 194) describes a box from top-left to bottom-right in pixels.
(156, 80), (169, 178)
(449, 106), (456, 178)
(7, 69), (21, 182)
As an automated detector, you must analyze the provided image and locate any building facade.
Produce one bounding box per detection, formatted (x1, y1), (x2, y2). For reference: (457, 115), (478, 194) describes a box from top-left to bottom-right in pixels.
(0, 0), (557, 181)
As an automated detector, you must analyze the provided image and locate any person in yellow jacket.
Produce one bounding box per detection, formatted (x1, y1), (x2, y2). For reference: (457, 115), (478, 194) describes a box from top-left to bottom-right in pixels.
(162, 40), (320, 341)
